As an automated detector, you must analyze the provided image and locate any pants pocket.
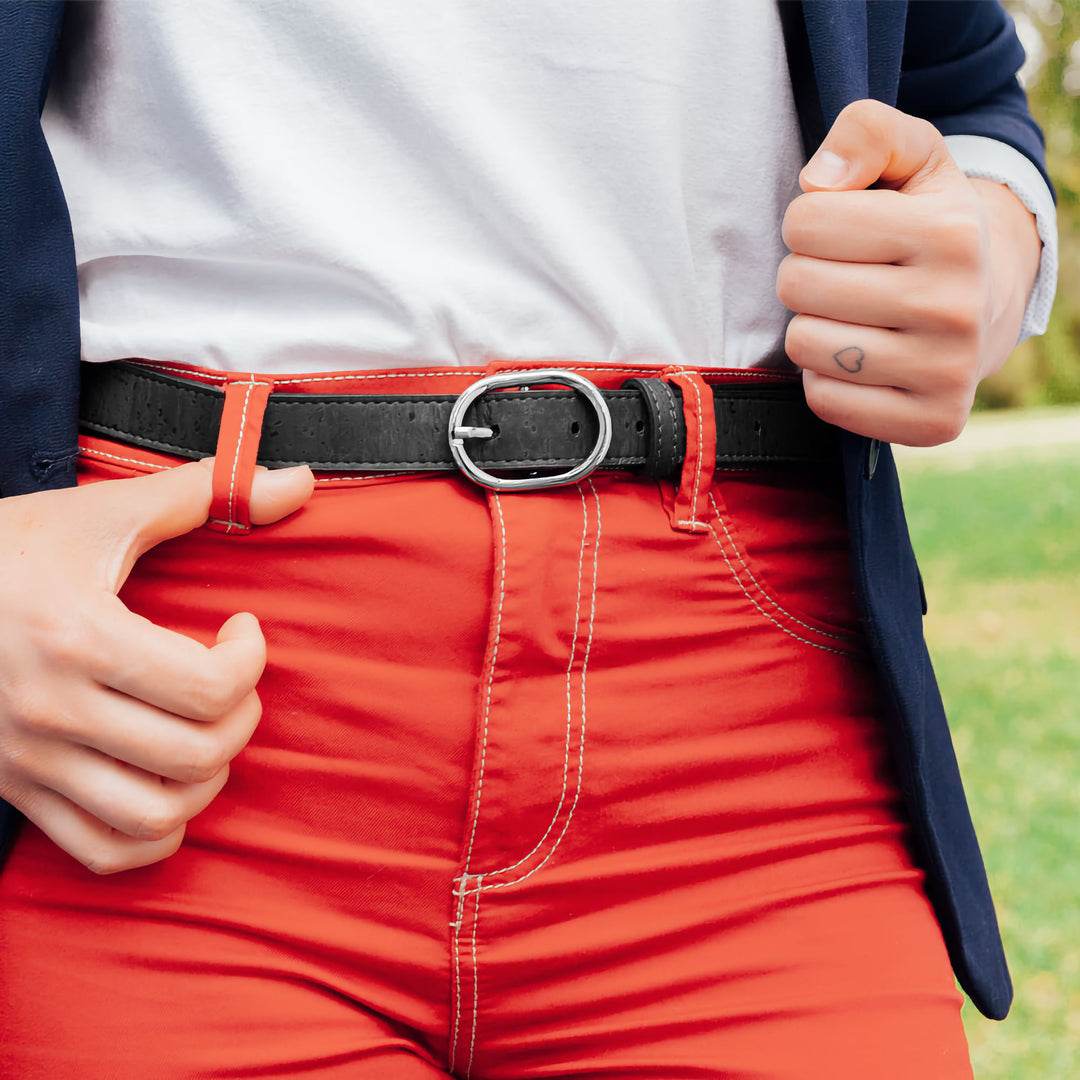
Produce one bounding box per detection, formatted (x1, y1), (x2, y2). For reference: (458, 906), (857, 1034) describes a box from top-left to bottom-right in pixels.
(702, 464), (866, 654)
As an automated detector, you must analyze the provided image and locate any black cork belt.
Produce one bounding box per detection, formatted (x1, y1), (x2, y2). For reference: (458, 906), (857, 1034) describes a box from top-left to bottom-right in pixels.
(79, 362), (839, 492)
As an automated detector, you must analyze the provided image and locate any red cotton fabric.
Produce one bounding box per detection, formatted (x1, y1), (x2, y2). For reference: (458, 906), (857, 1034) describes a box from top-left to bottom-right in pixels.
(0, 361), (973, 1079)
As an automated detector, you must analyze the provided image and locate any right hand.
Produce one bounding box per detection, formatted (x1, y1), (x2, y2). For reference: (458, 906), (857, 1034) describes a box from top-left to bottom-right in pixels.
(0, 458), (314, 874)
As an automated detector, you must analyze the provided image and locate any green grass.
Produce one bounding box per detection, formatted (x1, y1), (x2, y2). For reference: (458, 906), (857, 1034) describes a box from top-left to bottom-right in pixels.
(899, 449), (1080, 1078)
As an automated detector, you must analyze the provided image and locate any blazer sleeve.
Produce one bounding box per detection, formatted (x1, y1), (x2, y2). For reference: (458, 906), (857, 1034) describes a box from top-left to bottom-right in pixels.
(897, 0), (1051, 194)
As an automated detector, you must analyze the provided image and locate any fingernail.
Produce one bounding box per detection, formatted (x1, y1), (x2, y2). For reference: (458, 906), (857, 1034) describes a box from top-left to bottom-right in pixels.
(802, 150), (850, 188)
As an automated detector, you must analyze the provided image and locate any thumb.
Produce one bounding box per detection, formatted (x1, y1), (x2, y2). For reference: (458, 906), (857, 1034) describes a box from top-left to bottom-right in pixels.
(248, 465), (315, 526)
(799, 99), (958, 195)
(92, 459), (312, 590)
(210, 610), (268, 684)
(106, 458), (215, 553)
(121, 459), (313, 541)
(81, 458), (215, 592)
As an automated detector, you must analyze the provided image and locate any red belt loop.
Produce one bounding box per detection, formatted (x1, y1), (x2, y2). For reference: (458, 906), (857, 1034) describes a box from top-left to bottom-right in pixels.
(207, 377), (275, 535)
(662, 367), (716, 534)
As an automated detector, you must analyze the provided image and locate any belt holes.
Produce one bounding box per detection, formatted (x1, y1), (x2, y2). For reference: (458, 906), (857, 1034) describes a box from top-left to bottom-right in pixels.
(570, 420), (581, 436)
(634, 419), (645, 434)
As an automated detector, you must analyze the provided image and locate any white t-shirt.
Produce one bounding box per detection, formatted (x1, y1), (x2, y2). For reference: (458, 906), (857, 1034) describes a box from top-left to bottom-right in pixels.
(43, 1), (1055, 375)
(43, 1), (805, 374)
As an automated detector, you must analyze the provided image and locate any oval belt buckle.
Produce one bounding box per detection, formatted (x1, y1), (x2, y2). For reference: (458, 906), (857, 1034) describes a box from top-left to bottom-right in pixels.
(448, 369), (613, 491)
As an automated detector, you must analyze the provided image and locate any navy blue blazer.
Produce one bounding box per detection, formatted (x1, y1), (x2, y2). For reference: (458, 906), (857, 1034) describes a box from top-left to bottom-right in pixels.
(0, 1), (1050, 1021)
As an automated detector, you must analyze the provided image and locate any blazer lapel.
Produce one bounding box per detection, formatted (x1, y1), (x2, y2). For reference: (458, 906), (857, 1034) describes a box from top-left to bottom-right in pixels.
(784, 0), (908, 148)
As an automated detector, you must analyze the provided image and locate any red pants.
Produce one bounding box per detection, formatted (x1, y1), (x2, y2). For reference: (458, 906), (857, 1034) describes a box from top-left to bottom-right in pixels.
(0, 363), (971, 1078)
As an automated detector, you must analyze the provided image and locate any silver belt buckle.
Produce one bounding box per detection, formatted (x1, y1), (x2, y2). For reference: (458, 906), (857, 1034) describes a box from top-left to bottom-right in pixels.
(448, 369), (613, 491)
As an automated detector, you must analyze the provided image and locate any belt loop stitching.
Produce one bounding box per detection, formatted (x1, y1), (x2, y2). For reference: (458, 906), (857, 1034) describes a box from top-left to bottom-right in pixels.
(662, 368), (714, 534)
(208, 376), (273, 534)
(672, 369), (709, 531)
(226, 377), (257, 530)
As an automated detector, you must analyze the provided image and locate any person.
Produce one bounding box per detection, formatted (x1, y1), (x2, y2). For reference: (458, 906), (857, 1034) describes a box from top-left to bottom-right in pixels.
(0, 2), (1056, 1077)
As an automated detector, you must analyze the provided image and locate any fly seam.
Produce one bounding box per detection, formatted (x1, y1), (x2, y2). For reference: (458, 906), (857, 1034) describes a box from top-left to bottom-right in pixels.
(470, 482), (590, 880)
(450, 493), (507, 1073)
(460, 493), (507, 875)
(223, 378), (259, 529)
(465, 888), (483, 1078)
(475, 478), (601, 894)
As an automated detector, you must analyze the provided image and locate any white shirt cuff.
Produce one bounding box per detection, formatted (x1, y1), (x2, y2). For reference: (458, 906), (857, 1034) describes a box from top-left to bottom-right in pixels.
(945, 134), (1057, 343)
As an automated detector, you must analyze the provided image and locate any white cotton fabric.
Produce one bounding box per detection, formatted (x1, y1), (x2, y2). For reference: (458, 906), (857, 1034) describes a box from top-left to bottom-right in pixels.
(43, 3), (1056, 376)
(43, 1), (805, 374)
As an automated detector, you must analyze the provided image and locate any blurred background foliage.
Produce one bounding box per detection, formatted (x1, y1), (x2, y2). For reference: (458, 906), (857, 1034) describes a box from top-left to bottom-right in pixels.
(979, 0), (1080, 407)
(900, 444), (1080, 1076)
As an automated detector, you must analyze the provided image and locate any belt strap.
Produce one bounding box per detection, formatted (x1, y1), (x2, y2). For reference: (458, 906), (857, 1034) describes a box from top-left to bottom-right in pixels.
(79, 362), (839, 475)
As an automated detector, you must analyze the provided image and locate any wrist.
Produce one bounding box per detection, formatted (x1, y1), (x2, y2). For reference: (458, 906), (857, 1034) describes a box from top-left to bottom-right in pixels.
(969, 177), (1042, 380)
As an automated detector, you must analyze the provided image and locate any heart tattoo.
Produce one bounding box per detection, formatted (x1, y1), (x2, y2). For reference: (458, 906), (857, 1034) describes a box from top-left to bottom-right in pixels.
(833, 346), (865, 374)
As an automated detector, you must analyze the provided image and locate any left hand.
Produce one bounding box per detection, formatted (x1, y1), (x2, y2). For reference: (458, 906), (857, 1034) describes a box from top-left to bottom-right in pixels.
(776, 99), (1041, 446)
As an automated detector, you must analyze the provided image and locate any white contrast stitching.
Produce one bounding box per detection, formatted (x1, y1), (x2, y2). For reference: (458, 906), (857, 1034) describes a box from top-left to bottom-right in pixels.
(140, 364), (662, 384)
(222, 378), (271, 528)
(448, 874), (472, 1073)
(451, 482), (604, 1076)
(460, 494), (507, 876)
(271, 365), (675, 384)
(452, 484), (602, 1070)
(707, 492), (849, 643)
(705, 493), (849, 656)
(78, 447), (170, 471)
(206, 517), (242, 533)
(269, 371), (465, 385)
(473, 478), (601, 894)
(674, 369), (707, 532)
(450, 494), (507, 1071)
(465, 887), (482, 1078)
(137, 362), (227, 381)
(226, 380), (254, 528)
(310, 474), (435, 484)
(471, 484), (590, 880)
(137, 360), (785, 386)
